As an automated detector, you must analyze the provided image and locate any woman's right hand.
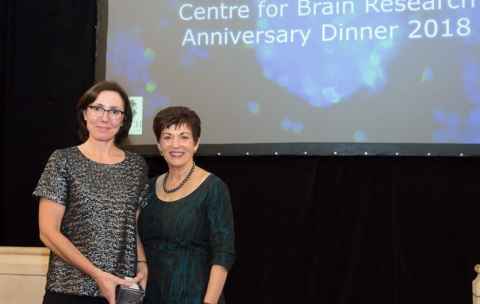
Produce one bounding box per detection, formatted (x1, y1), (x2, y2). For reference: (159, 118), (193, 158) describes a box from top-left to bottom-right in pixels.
(134, 261), (148, 290)
(93, 269), (132, 304)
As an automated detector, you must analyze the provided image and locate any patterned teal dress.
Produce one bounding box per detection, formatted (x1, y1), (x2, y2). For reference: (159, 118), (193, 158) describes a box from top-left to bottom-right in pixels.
(138, 174), (235, 304)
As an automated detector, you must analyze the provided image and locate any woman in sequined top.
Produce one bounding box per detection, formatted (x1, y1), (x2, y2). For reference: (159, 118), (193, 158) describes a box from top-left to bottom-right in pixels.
(33, 81), (148, 304)
(138, 106), (235, 304)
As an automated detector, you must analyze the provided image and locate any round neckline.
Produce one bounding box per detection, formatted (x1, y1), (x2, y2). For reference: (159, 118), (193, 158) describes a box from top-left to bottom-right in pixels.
(154, 173), (212, 204)
(75, 146), (127, 166)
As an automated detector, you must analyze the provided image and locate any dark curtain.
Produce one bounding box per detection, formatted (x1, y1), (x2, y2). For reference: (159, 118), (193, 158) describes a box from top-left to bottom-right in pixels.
(1, 0), (97, 244)
(2, 1), (480, 303)
(146, 155), (480, 304)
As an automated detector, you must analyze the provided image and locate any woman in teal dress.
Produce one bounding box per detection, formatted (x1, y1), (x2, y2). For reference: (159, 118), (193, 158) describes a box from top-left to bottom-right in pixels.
(138, 106), (235, 304)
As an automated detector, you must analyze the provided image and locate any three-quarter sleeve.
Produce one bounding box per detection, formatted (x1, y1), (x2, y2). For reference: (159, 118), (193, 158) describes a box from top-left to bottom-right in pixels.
(32, 150), (69, 205)
(206, 178), (236, 271)
(136, 157), (149, 209)
(138, 182), (150, 209)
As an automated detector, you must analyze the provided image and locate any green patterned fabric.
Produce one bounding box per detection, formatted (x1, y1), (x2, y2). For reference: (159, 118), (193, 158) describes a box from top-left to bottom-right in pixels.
(139, 174), (235, 304)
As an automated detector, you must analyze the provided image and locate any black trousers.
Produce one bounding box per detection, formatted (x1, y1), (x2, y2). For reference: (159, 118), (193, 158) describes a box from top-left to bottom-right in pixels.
(43, 291), (108, 304)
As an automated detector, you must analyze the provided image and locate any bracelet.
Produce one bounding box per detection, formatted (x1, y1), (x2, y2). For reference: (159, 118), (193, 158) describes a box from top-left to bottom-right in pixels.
(137, 260), (147, 263)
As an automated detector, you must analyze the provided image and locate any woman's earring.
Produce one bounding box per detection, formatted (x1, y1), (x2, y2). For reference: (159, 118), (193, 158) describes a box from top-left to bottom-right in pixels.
(159, 150), (164, 156)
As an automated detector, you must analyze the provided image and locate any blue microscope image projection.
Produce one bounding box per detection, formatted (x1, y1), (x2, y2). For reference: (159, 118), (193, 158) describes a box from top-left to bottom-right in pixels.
(433, 9), (480, 143)
(253, 0), (406, 108)
(107, 31), (169, 119)
(106, 1), (480, 145)
(435, 59), (480, 143)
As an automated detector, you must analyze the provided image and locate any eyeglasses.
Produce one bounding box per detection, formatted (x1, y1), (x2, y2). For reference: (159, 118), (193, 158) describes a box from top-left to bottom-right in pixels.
(87, 105), (124, 120)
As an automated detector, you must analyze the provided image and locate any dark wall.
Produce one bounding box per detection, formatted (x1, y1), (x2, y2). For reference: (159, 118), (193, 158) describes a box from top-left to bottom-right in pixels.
(2, 1), (480, 304)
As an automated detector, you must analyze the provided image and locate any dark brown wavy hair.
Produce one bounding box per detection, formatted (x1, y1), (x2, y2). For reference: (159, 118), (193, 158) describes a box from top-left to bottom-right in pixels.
(76, 81), (133, 144)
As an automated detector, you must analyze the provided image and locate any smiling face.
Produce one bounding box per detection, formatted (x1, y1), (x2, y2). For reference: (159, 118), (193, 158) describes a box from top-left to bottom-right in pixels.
(158, 123), (199, 169)
(82, 90), (125, 143)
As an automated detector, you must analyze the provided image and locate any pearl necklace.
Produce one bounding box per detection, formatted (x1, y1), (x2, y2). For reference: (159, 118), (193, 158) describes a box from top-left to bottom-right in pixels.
(163, 162), (196, 194)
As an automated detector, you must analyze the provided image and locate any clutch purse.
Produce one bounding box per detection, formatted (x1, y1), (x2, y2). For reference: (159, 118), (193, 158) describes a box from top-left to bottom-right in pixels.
(116, 284), (145, 304)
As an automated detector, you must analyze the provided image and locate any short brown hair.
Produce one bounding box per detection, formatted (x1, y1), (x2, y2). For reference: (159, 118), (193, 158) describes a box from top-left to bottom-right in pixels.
(76, 81), (133, 144)
(153, 106), (201, 143)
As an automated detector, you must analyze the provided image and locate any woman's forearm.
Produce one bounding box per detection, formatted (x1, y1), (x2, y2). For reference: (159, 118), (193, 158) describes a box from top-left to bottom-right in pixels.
(136, 211), (148, 289)
(136, 210), (147, 262)
(136, 236), (147, 261)
(203, 265), (228, 304)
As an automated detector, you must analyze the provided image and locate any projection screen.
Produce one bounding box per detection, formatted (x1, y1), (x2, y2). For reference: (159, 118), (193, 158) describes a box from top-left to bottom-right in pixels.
(98, 0), (480, 156)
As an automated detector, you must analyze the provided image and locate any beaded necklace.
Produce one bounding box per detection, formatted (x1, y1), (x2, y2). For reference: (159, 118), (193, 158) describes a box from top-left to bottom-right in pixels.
(162, 162), (196, 193)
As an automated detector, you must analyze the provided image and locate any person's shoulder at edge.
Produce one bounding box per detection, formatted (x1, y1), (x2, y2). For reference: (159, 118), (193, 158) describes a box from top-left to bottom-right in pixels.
(54, 145), (77, 154)
(46, 146), (78, 161)
(208, 172), (226, 184)
(124, 150), (149, 168)
(203, 173), (230, 193)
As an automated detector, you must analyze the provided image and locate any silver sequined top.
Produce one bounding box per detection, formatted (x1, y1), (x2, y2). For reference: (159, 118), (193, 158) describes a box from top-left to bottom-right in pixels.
(33, 146), (148, 297)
